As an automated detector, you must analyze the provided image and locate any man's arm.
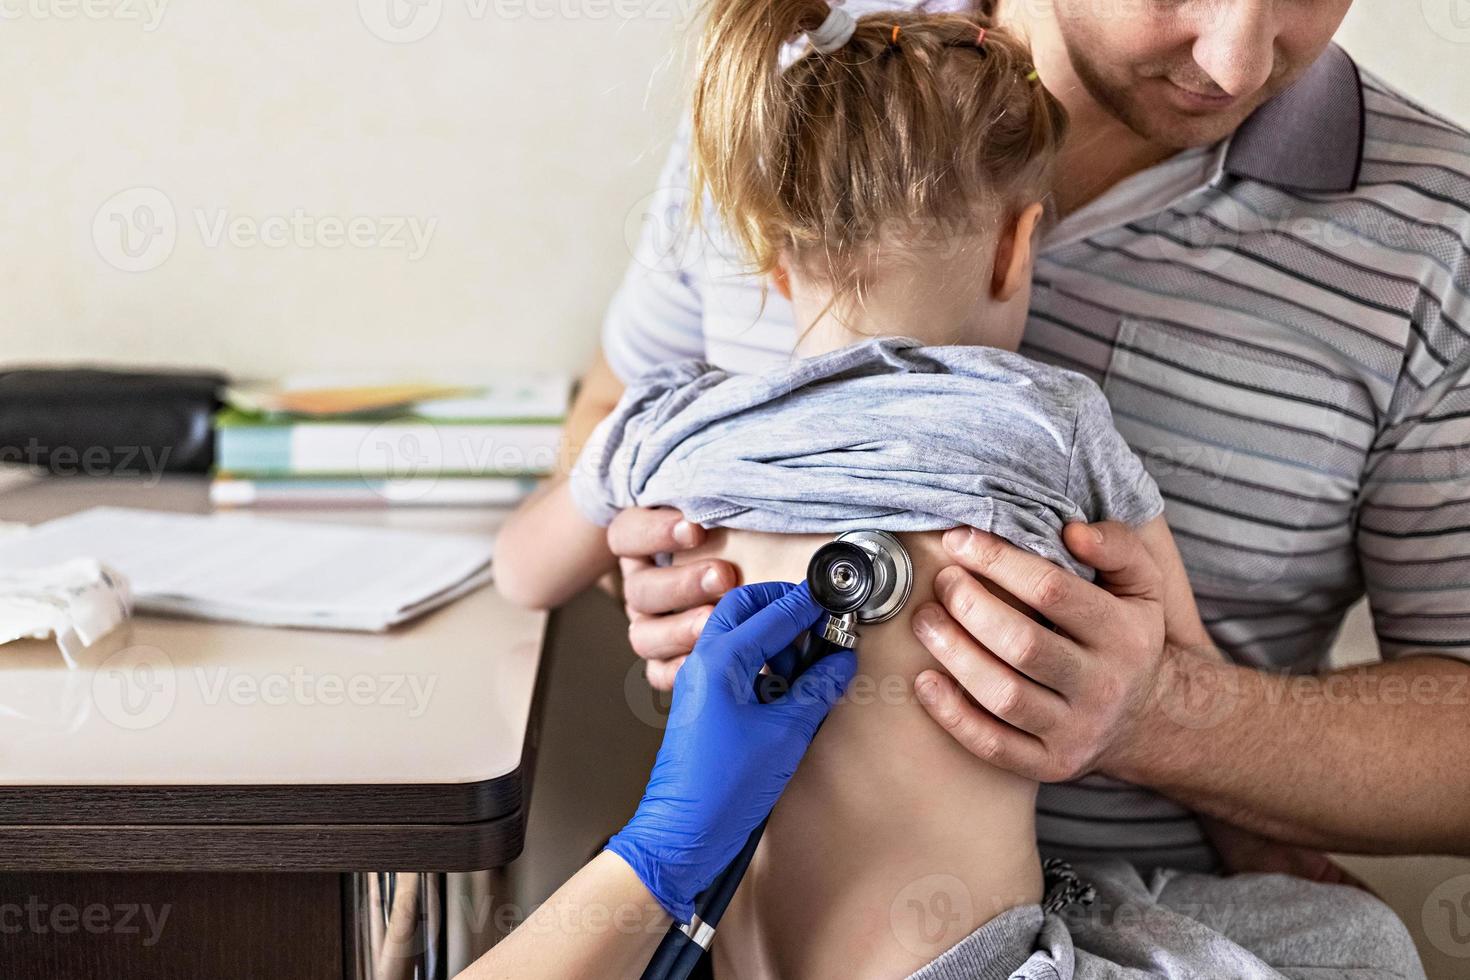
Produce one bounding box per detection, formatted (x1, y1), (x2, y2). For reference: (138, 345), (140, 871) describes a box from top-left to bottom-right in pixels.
(1110, 645), (1470, 854)
(909, 519), (1470, 856)
(558, 349), (625, 474)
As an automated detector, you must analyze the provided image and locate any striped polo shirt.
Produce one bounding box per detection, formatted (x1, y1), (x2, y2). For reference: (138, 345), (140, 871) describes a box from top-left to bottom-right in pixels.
(602, 43), (1470, 871)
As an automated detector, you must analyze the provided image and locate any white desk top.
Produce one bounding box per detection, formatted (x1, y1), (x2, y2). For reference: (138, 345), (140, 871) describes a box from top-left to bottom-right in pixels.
(0, 473), (547, 788)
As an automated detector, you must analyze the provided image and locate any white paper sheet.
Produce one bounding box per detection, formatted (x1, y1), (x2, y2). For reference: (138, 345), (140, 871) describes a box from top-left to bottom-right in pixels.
(0, 507), (496, 632)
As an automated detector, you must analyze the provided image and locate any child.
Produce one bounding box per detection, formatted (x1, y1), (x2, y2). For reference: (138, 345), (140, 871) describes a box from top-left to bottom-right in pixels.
(495, 3), (1161, 612)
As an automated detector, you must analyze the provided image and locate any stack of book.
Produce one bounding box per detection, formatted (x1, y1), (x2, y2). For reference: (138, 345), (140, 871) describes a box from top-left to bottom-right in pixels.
(211, 374), (570, 509)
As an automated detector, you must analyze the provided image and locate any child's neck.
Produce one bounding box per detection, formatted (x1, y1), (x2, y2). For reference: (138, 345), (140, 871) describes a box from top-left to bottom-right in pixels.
(790, 268), (1024, 358)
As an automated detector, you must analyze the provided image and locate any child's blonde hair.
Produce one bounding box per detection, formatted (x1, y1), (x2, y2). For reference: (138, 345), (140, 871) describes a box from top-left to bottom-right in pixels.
(690, 0), (1066, 302)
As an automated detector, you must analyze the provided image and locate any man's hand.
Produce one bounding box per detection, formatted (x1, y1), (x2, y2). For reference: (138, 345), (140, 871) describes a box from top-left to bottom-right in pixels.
(910, 521), (1167, 783)
(606, 507), (738, 690)
(909, 518), (1470, 854)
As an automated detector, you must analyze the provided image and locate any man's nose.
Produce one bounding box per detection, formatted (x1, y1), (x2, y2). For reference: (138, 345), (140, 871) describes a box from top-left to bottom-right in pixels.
(1191, 2), (1276, 98)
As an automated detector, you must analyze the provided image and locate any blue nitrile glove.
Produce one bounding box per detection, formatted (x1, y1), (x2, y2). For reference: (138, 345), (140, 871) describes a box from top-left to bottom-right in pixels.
(605, 581), (858, 922)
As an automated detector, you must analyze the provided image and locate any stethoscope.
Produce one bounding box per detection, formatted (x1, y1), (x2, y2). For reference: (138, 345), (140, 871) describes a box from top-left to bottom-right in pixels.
(641, 529), (915, 980)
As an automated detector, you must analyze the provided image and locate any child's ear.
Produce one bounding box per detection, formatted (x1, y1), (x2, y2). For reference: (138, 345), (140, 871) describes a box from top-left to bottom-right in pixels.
(771, 261), (793, 300)
(990, 202), (1045, 302)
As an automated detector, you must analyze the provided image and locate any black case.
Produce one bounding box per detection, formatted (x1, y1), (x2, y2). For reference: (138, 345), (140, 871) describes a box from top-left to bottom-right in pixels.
(0, 367), (227, 475)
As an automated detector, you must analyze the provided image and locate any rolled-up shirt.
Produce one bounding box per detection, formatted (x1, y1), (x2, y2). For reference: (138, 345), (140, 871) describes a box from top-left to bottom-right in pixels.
(570, 337), (1163, 580)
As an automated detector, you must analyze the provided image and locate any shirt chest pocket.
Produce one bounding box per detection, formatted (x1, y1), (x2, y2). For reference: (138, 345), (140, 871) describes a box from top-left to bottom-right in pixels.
(1101, 318), (1372, 603)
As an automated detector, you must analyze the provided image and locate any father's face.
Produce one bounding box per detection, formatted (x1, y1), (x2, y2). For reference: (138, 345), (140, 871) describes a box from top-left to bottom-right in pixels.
(1053, 0), (1354, 149)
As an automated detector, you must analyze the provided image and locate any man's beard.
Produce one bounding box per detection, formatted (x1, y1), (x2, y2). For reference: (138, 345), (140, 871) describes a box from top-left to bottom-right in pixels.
(1062, 37), (1288, 152)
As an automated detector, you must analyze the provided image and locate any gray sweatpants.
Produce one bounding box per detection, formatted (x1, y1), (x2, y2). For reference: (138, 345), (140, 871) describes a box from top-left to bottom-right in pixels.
(908, 860), (1425, 980)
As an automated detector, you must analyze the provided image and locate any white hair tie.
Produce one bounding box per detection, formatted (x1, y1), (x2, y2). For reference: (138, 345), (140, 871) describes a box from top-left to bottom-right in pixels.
(805, 6), (856, 54)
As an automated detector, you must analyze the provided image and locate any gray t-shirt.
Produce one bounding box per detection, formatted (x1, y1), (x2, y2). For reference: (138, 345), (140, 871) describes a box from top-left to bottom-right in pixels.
(571, 337), (1164, 578)
(909, 859), (1423, 980)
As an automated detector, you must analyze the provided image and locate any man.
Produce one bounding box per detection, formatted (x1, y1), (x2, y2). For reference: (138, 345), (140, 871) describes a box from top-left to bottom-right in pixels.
(571, 0), (1470, 876)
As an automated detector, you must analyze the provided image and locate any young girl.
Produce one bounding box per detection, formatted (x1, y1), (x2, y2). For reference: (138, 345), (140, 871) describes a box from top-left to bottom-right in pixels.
(497, 5), (1160, 610)
(495, 2), (1422, 977)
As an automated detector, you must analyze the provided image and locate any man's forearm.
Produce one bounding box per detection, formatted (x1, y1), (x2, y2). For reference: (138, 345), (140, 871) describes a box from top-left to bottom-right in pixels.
(558, 349), (625, 475)
(1108, 647), (1470, 855)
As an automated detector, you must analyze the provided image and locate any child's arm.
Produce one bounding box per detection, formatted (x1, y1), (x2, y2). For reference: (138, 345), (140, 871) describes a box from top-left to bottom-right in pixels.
(495, 477), (617, 609)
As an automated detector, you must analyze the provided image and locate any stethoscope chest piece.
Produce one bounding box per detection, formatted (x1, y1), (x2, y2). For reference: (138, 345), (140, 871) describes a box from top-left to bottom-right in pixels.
(805, 529), (913, 628)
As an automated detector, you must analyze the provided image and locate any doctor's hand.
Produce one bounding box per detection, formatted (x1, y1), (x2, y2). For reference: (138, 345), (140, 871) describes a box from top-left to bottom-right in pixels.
(607, 506), (739, 690)
(909, 519), (1193, 784)
(606, 581), (856, 922)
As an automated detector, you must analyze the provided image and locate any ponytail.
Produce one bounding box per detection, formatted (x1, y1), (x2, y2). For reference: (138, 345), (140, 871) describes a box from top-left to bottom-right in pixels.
(689, 0), (833, 274)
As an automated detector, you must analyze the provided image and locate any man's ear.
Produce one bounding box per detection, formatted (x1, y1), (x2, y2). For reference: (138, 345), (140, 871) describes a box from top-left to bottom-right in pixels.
(990, 202), (1045, 302)
(771, 261), (793, 300)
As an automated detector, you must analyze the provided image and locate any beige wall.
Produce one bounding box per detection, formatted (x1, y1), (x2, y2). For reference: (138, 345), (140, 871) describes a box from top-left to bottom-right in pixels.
(1, 2), (1466, 379)
(2, 1), (688, 378)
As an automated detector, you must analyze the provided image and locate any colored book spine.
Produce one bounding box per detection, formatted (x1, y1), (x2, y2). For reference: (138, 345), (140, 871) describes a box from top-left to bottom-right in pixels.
(215, 416), (563, 478)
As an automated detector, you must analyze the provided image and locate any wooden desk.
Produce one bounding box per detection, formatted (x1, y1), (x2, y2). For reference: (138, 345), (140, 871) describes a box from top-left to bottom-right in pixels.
(0, 473), (549, 979)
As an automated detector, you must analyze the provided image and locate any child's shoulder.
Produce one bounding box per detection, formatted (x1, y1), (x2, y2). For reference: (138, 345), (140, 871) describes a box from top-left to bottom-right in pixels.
(917, 342), (1096, 384)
